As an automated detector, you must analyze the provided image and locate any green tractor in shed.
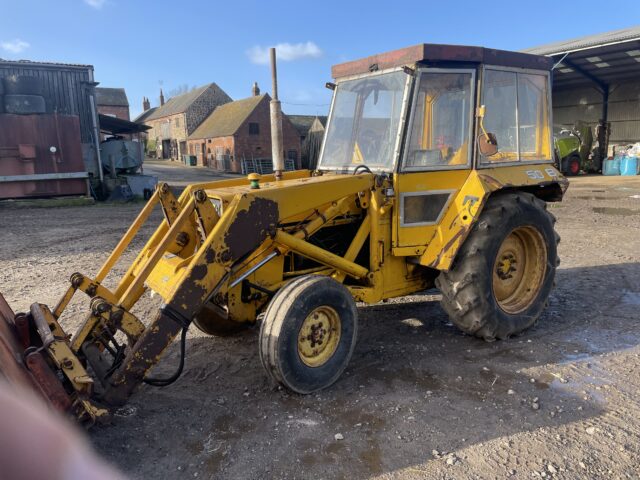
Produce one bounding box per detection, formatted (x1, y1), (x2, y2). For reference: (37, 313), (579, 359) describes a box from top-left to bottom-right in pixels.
(554, 121), (598, 175)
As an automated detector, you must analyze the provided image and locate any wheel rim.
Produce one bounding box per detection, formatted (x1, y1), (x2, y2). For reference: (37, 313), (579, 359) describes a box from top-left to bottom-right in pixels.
(298, 306), (341, 368)
(570, 159), (580, 174)
(492, 226), (547, 314)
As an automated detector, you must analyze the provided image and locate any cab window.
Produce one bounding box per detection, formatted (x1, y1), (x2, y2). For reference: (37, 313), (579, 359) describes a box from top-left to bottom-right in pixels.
(480, 69), (551, 163)
(403, 71), (474, 170)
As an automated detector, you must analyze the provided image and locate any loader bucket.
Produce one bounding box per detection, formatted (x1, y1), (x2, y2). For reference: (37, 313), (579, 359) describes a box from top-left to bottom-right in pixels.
(0, 292), (72, 412)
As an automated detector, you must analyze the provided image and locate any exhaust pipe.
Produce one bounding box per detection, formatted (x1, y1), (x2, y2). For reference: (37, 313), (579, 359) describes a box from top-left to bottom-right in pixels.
(270, 48), (284, 180)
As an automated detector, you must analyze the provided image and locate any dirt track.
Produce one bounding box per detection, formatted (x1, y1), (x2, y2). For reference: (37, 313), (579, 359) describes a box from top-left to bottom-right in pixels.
(1, 167), (640, 479)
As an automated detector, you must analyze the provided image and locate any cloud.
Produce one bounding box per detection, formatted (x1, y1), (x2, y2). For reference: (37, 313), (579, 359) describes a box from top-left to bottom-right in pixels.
(83, 0), (107, 8)
(1, 39), (30, 54)
(247, 41), (322, 65)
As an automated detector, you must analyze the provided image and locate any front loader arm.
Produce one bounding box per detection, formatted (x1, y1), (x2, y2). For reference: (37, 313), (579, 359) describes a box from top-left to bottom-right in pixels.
(0, 172), (379, 423)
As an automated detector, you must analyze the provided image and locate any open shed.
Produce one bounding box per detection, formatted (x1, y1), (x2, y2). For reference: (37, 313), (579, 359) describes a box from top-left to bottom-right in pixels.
(524, 26), (640, 158)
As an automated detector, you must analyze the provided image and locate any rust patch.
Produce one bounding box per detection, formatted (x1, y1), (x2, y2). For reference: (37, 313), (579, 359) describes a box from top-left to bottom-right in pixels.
(224, 197), (279, 261)
(478, 174), (503, 191)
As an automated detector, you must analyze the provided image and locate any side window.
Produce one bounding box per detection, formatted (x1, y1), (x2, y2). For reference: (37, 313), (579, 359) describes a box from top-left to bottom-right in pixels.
(403, 71), (473, 170)
(481, 69), (551, 163)
(481, 70), (517, 162)
(518, 73), (551, 160)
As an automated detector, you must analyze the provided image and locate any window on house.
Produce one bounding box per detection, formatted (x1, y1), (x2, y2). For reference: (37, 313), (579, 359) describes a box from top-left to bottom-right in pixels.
(249, 122), (260, 135)
(175, 117), (180, 128)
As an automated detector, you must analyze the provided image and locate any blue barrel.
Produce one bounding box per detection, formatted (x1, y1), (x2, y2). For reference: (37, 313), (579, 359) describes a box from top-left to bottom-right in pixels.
(603, 158), (621, 176)
(620, 156), (639, 176)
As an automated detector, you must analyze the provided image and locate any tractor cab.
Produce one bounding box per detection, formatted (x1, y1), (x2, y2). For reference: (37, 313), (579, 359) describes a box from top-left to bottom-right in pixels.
(318, 44), (563, 267)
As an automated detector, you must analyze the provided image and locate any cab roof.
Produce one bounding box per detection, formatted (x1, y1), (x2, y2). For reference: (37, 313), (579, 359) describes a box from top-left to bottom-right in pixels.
(331, 43), (554, 79)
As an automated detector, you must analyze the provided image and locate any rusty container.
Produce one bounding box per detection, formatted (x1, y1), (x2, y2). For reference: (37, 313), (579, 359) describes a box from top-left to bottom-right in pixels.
(0, 114), (88, 199)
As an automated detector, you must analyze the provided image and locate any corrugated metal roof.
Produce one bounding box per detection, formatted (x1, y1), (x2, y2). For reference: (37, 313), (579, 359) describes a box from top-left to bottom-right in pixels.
(96, 87), (129, 107)
(0, 58), (93, 69)
(189, 95), (268, 140)
(145, 83), (223, 121)
(133, 107), (158, 123)
(523, 25), (640, 55)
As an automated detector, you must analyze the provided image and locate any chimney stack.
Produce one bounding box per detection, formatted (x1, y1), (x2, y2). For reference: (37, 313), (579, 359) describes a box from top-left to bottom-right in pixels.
(143, 96), (150, 111)
(252, 81), (260, 97)
(160, 89), (165, 106)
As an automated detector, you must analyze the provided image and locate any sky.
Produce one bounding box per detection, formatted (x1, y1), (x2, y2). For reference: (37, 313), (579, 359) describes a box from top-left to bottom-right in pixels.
(1, 0), (639, 119)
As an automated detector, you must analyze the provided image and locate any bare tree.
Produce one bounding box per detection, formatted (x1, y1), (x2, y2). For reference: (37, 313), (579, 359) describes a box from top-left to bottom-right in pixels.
(167, 84), (197, 99)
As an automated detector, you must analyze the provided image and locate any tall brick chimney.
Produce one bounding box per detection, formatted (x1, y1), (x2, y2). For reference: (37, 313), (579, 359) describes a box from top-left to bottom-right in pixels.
(160, 89), (165, 106)
(252, 81), (260, 97)
(143, 96), (150, 111)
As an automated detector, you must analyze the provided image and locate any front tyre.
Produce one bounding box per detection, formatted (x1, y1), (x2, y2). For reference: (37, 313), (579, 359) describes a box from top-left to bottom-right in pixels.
(259, 275), (358, 394)
(435, 192), (559, 341)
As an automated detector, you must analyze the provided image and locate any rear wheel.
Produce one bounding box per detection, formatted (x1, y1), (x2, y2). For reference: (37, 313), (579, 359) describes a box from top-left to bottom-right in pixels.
(436, 192), (559, 341)
(563, 154), (581, 176)
(259, 275), (357, 394)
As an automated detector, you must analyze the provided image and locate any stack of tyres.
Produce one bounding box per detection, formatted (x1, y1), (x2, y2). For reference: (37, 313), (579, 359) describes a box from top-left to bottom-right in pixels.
(2, 75), (47, 114)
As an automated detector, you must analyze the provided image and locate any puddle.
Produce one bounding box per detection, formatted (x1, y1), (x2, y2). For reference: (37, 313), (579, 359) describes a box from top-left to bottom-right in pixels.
(592, 207), (640, 216)
(621, 290), (640, 306)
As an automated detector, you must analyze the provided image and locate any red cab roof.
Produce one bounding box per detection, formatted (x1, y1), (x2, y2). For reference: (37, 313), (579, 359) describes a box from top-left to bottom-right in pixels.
(331, 44), (553, 79)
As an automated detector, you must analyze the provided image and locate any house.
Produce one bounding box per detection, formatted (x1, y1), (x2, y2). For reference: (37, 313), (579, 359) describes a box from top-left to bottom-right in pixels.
(95, 87), (130, 120)
(187, 88), (301, 173)
(288, 115), (327, 169)
(142, 83), (231, 160)
(133, 96), (157, 124)
(133, 97), (158, 152)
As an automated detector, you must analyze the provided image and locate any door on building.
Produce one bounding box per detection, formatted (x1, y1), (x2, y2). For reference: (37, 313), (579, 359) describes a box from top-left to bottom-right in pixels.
(162, 139), (171, 159)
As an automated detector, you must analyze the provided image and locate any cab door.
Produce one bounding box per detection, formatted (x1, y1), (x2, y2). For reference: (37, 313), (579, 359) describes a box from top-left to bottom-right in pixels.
(393, 68), (476, 254)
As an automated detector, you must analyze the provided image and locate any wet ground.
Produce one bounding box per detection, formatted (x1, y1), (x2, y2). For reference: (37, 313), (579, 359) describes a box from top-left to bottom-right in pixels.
(1, 167), (639, 479)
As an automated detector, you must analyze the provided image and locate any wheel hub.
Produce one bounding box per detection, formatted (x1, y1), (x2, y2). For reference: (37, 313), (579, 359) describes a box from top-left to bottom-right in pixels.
(298, 306), (341, 367)
(492, 226), (547, 314)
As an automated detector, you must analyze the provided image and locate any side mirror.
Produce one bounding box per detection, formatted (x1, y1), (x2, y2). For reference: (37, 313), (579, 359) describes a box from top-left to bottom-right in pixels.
(478, 132), (498, 157)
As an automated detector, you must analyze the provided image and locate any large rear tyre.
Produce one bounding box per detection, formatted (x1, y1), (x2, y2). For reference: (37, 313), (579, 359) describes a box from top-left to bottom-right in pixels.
(435, 192), (559, 341)
(259, 275), (358, 394)
(192, 302), (248, 336)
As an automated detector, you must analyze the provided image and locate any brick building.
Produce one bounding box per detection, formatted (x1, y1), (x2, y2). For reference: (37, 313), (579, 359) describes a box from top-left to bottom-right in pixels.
(142, 84), (231, 160)
(187, 91), (301, 173)
(95, 87), (130, 120)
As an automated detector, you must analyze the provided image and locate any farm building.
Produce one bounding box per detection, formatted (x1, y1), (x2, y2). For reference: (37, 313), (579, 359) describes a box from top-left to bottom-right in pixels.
(525, 25), (640, 171)
(142, 84), (232, 161)
(95, 87), (129, 121)
(187, 92), (301, 173)
(0, 59), (103, 198)
(288, 115), (326, 169)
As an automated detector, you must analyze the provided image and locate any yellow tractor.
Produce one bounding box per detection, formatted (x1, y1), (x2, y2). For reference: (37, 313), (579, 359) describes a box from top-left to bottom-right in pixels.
(0, 44), (567, 423)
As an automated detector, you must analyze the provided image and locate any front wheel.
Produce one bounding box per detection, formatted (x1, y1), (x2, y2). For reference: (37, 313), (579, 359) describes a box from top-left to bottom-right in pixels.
(436, 192), (559, 341)
(259, 275), (358, 394)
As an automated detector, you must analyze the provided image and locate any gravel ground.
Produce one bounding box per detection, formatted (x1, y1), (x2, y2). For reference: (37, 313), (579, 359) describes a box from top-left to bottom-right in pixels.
(1, 168), (639, 480)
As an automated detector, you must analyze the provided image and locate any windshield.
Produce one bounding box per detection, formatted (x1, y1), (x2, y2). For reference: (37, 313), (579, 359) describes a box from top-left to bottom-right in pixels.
(318, 71), (407, 171)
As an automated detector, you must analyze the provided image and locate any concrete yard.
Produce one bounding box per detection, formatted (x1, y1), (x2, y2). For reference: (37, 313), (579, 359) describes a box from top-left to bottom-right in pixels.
(1, 168), (639, 479)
